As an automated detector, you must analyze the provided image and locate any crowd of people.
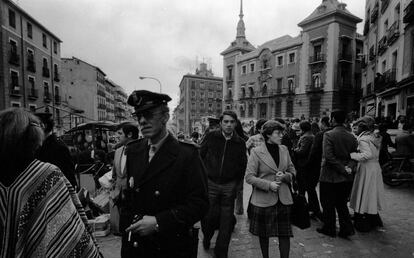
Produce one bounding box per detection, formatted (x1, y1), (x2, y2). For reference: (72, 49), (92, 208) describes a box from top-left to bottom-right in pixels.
(1, 89), (413, 258)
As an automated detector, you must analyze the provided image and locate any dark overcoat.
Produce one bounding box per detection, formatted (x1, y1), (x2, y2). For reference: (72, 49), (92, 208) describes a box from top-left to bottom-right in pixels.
(120, 134), (209, 258)
(36, 133), (77, 188)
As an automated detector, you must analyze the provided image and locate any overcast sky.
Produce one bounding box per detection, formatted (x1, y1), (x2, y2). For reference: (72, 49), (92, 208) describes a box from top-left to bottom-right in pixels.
(17, 0), (365, 108)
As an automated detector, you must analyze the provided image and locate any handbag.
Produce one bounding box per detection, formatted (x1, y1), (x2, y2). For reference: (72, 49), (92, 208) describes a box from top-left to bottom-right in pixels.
(290, 188), (311, 229)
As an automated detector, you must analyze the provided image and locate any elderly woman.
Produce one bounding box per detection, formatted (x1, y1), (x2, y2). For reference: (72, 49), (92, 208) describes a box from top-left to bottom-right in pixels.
(349, 116), (385, 232)
(0, 108), (101, 257)
(245, 120), (296, 258)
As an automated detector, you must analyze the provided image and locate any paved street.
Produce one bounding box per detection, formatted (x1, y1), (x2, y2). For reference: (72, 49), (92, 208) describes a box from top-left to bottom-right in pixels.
(98, 181), (414, 258)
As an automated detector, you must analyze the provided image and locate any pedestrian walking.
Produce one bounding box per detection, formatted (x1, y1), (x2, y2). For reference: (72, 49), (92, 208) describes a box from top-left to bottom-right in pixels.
(200, 110), (247, 258)
(349, 116), (385, 232)
(317, 110), (358, 239)
(306, 116), (330, 220)
(110, 122), (139, 235)
(245, 120), (296, 258)
(35, 112), (78, 189)
(120, 90), (209, 258)
(0, 108), (101, 258)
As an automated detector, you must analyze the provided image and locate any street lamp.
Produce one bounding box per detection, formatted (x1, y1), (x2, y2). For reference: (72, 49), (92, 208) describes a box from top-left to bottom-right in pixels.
(139, 76), (162, 93)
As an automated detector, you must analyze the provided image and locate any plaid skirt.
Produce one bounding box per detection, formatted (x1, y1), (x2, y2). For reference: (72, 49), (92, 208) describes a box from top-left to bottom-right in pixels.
(249, 202), (293, 238)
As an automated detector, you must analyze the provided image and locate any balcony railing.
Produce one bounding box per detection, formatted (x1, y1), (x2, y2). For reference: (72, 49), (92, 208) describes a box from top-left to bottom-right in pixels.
(375, 68), (397, 92)
(97, 89), (106, 97)
(387, 21), (400, 46)
(8, 51), (20, 66)
(309, 54), (326, 64)
(226, 76), (234, 82)
(377, 36), (388, 56)
(404, 0), (414, 24)
(42, 67), (50, 78)
(306, 83), (324, 93)
(28, 88), (38, 100)
(44, 92), (52, 103)
(98, 103), (106, 109)
(54, 95), (61, 105)
(338, 53), (352, 62)
(9, 85), (21, 97)
(27, 59), (36, 72)
(381, 0), (390, 14)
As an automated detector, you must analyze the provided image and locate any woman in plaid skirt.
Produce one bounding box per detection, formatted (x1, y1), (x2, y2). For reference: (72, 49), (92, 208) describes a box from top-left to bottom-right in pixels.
(245, 120), (296, 258)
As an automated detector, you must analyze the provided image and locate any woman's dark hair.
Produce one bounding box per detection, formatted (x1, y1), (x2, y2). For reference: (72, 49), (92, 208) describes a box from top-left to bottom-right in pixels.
(0, 108), (44, 185)
(219, 110), (238, 122)
(255, 119), (268, 130)
(299, 121), (312, 132)
(262, 120), (285, 141)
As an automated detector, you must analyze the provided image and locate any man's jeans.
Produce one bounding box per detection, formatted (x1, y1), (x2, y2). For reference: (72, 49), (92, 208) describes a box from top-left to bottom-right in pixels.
(201, 179), (238, 258)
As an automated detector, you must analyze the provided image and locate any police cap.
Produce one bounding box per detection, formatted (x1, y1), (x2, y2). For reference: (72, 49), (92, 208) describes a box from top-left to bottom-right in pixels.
(127, 90), (171, 113)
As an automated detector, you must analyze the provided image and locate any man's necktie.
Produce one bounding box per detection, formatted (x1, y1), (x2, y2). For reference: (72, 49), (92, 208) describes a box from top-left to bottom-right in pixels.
(148, 145), (156, 162)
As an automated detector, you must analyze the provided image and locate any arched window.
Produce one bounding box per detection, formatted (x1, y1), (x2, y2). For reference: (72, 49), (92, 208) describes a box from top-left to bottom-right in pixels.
(241, 88), (246, 98)
(313, 73), (321, 88)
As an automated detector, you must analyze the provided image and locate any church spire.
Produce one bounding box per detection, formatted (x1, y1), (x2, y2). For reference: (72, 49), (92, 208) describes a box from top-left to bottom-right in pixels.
(236, 0), (245, 38)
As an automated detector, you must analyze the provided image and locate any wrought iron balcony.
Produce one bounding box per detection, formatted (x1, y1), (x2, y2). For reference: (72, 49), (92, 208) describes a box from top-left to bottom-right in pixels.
(8, 51), (20, 66)
(9, 85), (21, 97)
(28, 88), (38, 100)
(42, 67), (50, 78)
(377, 36), (388, 56)
(404, 1), (414, 24)
(97, 89), (106, 97)
(306, 83), (324, 93)
(226, 76), (234, 82)
(309, 54), (326, 64)
(338, 53), (352, 62)
(387, 21), (400, 46)
(374, 68), (397, 92)
(98, 103), (106, 109)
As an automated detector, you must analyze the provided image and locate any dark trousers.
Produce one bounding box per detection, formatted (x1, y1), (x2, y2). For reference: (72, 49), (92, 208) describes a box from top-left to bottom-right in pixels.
(319, 181), (354, 234)
(201, 179), (238, 258)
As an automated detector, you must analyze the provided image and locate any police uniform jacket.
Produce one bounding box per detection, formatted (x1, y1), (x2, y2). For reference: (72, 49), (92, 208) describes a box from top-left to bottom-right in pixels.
(120, 133), (209, 257)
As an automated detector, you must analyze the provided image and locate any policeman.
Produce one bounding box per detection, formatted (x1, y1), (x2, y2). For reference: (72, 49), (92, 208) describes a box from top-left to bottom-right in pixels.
(120, 90), (209, 258)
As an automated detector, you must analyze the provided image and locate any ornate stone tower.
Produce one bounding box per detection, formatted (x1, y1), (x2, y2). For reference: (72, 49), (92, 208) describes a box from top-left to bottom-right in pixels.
(221, 0), (255, 112)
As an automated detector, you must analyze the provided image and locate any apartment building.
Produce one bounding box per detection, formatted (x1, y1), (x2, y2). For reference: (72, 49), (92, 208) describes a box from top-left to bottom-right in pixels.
(222, 0), (362, 121)
(114, 84), (129, 123)
(360, 0), (414, 124)
(175, 63), (223, 134)
(0, 0), (66, 128)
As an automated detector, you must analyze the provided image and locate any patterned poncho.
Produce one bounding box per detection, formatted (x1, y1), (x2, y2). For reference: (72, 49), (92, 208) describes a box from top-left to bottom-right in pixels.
(0, 160), (102, 258)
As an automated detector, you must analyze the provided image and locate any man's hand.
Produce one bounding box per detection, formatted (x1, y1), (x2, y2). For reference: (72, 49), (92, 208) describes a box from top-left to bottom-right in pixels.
(125, 215), (158, 236)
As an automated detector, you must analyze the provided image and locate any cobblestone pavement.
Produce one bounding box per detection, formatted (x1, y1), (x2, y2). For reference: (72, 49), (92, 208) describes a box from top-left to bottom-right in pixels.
(98, 181), (414, 258)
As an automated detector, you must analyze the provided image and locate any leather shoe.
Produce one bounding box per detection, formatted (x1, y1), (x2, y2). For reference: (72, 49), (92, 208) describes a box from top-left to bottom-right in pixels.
(202, 238), (210, 250)
(316, 227), (336, 237)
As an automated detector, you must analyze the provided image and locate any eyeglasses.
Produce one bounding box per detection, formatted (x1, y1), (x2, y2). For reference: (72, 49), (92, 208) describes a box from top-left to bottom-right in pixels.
(134, 111), (164, 120)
